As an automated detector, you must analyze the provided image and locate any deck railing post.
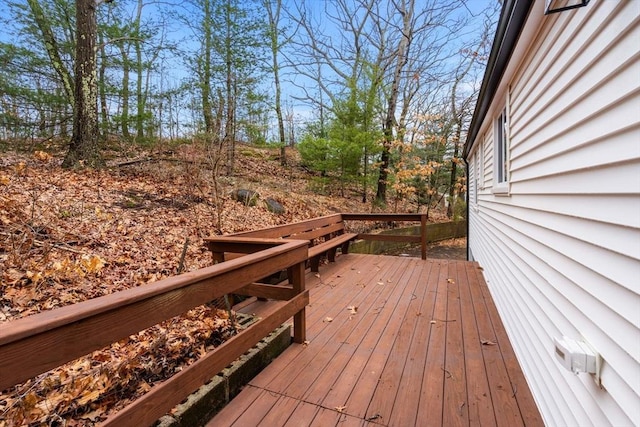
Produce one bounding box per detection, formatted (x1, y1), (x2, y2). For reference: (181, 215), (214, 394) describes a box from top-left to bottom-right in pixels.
(290, 261), (306, 343)
(421, 214), (427, 260)
(205, 242), (225, 264)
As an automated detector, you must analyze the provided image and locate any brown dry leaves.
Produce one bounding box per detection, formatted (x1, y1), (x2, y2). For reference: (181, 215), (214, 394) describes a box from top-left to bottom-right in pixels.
(2, 305), (237, 426)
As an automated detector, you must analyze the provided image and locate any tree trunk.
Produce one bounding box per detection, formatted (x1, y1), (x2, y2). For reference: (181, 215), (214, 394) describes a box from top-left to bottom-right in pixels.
(134, 0), (145, 141)
(224, 3), (235, 176)
(63, 0), (103, 168)
(225, 75), (235, 175)
(375, 0), (414, 204)
(200, 0), (214, 135)
(266, 0), (286, 166)
(362, 146), (368, 203)
(447, 126), (461, 218)
(98, 31), (108, 140)
(119, 44), (132, 139)
(446, 41), (480, 217)
(376, 138), (391, 202)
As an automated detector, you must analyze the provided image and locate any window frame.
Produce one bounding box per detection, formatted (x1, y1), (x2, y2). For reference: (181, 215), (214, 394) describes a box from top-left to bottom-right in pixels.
(473, 152), (479, 207)
(493, 107), (510, 195)
(471, 135), (485, 210)
(478, 134), (485, 191)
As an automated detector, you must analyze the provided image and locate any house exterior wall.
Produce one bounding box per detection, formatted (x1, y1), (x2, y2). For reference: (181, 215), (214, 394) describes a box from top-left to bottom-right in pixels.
(467, 2), (640, 425)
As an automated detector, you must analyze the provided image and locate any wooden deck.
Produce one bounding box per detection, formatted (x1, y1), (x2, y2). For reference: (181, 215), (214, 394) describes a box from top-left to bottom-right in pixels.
(207, 254), (543, 426)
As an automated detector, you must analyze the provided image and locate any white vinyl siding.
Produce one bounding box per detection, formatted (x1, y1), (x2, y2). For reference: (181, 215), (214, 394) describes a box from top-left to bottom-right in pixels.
(468, 1), (640, 426)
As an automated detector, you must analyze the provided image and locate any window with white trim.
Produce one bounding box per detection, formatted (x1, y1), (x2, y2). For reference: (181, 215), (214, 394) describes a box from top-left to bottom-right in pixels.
(472, 154), (478, 206)
(473, 152), (479, 205)
(478, 135), (485, 190)
(493, 107), (509, 194)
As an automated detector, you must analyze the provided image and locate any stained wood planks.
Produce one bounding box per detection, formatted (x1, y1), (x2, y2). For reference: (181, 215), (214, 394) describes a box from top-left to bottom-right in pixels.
(457, 260), (496, 427)
(442, 260), (468, 426)
(472, 263), (545, 427)
(387, 260), (436, 427)
(208, 255), (543, 427)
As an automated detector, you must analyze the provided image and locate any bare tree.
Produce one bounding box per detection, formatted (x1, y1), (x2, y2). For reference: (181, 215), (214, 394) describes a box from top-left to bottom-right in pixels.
(374, 0), (462, 203)
(375, 0), (414, 203)
(446, 10), (495, 217)
(289, 0), (376, 116)
(265, 0), (287, 165)
(289, 0), (464, 205)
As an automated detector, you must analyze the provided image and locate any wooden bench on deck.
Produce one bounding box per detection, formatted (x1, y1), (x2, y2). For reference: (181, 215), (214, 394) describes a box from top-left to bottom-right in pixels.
(204, 214), (357, 272)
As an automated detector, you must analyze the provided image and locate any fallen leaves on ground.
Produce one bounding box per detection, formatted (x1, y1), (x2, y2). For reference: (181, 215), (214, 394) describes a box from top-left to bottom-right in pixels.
(1, 305), (238, 425)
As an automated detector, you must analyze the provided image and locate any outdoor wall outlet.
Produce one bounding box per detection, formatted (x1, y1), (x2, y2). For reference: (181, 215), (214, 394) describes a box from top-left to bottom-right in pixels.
(554, 336), (602, 387)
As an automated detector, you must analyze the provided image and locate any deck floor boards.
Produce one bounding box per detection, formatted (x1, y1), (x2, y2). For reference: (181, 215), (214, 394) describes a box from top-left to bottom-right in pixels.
(208, 254), (543, 427)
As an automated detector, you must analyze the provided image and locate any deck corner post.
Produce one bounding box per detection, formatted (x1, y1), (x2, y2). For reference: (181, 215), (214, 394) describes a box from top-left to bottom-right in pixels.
(206, 242), (224, 264)
(341, 241), (350, 255)
(421, 214), (427, 260)
(290, 261), (306, 343)
(212, 252), (225, 264)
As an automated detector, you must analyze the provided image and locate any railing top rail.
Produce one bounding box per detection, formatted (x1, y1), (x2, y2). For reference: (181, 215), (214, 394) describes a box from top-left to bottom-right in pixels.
(226, 213), (343, 238)
(0, 239), (306, 346)
(341, 213), (427, 222)
(204, 236), (299, 244)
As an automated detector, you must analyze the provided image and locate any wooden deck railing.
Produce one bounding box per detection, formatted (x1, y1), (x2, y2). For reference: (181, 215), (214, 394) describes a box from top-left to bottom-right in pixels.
(341, 213), (429, 260)
(205, 214), (431, 268)
(0, 238), (309, 426)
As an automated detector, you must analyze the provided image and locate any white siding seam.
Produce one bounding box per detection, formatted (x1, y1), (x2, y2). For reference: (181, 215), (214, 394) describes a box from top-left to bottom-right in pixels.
(479, 197), (640, 261)
(511, 148), (640, 183)
(480, 200), (640, 305)
(501, 194), (640, 228)
(510, 124), (640, 181)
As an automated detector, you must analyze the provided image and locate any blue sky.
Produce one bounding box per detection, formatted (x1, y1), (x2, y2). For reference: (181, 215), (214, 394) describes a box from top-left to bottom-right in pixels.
(0, 0), (498, 139)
